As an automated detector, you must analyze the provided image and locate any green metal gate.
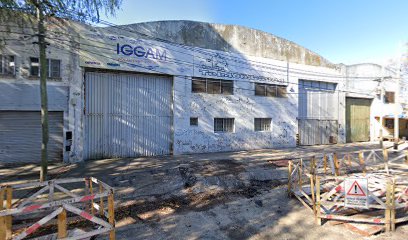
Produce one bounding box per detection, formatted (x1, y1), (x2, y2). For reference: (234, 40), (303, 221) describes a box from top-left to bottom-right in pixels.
(346, 98), (371, 143)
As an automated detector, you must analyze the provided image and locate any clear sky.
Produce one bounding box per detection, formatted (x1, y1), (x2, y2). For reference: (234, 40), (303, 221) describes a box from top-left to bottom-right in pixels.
(104, 0), (408, 65)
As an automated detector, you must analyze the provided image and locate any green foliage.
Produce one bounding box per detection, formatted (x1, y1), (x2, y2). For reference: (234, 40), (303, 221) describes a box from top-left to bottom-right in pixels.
(0, 0), (122, 22)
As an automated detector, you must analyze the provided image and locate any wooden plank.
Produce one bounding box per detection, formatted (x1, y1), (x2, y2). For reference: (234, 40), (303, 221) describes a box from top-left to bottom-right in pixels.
(57, 208), (67, 238)
(108, 192), (115, 240)
(5, 187), (12, 239)
(343, 222), (384, 237)
(288, 161), (293, 197)
(333, 153), (340, 176)
(359, 152), (366, 174)
(99, 184), (105, 216)
(0, 189), (5, 240)
(316, 177), (321, 225)
(90, 180), (95, 216)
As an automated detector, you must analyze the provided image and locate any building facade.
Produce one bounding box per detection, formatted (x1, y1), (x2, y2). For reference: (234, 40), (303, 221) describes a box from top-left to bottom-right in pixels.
(0, 19), (404, 164)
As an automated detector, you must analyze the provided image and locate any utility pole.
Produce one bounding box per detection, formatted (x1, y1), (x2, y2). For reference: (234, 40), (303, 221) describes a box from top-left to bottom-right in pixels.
(394, 63), (401, 150)
(36, 1), (49, 181)
(379, 65), (384, 149)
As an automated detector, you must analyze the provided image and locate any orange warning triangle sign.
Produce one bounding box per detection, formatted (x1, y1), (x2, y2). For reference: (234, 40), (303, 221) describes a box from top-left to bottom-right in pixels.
(347, 180), (366, 196)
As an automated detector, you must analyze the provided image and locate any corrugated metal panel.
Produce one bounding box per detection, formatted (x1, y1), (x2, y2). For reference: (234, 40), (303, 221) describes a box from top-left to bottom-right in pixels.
(346, 98), (371, 142)
(299, 119), (338, 145)
(298, 80), (339, 145)
(298, 80), (338, 120)
(0, 83), (68, 111)
(0, 111), (63, 164)
(84, 72), (172, 159)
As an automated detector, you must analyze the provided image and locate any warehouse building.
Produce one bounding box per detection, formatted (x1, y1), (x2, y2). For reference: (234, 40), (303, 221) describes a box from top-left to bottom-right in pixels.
(0, 19), (404, 164)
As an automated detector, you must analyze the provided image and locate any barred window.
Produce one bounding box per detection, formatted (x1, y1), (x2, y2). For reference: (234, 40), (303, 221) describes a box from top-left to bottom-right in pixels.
(254, 118), (272, 131)
(190, 117), (198, 126)
(214, 118), (234, 132)
(192, 77), (233, 95)
(0, 55), (15, 75)
(255, 83), (286, 97)
(30, 57), (61, 78)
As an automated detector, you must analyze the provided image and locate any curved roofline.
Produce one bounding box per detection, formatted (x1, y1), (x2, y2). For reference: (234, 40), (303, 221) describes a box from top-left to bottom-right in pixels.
(105, 20), (336, 68)
(130, 20), (330, 62)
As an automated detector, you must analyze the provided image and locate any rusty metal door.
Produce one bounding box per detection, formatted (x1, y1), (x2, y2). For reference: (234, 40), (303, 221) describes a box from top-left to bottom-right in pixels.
(346, 98), (371, 143)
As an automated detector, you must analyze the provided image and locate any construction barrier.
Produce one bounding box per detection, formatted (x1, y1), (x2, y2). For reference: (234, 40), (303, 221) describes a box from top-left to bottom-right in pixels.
(0, 177), (115, 240)
(288, 149), (408, 235)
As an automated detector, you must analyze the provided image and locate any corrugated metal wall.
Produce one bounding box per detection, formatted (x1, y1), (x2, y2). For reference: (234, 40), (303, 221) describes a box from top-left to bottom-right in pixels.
(0, 111), (63, 164)
(84, 72), (173, 160)
(298, 80), (339, 145)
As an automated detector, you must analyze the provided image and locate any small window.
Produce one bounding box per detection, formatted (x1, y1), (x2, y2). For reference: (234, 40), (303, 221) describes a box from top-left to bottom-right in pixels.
(192, 77), (233, 95)
(254, 118), (272, 131)
(214, 118), (234, 132)
(385, 119), (394, 129)
(190, 117), (198, 126)
(255, 83), (286, 97)
(385, 92), (395, 103)
(0, 55), (15, 75)
(30, 57), (61, 78)
(30, 57), (39, 76)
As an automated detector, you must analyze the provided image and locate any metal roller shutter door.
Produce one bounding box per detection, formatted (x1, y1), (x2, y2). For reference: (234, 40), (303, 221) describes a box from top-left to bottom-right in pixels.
(0, 111), (63, 164)
(84, 72), (173, 160)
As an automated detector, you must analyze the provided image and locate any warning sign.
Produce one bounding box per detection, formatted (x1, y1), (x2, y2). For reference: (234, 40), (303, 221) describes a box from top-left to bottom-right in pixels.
(344, 178), (368, 208)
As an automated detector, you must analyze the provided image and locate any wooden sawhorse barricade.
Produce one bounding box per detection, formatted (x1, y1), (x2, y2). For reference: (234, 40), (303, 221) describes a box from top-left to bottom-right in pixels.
(288, 150), (408, 234)
(0, 177), (115, 240)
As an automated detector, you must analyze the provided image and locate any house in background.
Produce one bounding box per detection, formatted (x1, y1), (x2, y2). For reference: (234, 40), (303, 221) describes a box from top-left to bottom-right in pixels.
(343, 63), (407, 143)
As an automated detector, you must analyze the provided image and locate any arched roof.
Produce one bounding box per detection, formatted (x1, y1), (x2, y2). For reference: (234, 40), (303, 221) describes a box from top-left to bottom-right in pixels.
(106, 20), (337, 68)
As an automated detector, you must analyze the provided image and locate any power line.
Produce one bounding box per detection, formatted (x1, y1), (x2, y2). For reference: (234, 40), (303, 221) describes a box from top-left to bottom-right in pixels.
(0, 28), (398, 97)
(0, 24), (400, 81)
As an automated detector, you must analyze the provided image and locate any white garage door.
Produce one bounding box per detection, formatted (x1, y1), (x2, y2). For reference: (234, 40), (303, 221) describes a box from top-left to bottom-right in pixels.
(0, 111), (63, 164)
(84, 72), (173, 160)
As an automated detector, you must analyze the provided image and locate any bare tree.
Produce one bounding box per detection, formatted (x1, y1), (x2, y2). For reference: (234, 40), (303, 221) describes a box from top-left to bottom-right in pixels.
(0, 0), (122, 181)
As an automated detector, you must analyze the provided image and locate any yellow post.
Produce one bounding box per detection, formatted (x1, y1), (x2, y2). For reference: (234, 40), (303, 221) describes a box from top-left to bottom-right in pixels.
(358, 152), (366, 174)
(316, 177), (321, 225)
(405, 150), (408, 164)
(299, 159), (303, 187)
(310, 175), (315, 215)
(391, 178), (396, 231)
(385, 181), (392, 232)
(108, 191), (115, 240)
(333, 153), (340, 176)
(89, 180), (95, 216)
(288, 161), (293, 197)
(383, 148), (389, 172)
(323, 155), (327, 175)
(5, 187), (12, 239)
(0, 188), (5, 240)
(310, 156), (316, 175)
(99, 184), (104, 216)
(58, 208), (67, 239)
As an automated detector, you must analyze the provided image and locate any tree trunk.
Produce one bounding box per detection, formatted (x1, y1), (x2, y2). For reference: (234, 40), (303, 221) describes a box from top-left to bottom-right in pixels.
(37, 4), (48, 182)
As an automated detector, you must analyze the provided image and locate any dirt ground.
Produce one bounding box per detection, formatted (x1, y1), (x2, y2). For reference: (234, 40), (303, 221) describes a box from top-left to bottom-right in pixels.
(1, 142), (407, 239)
(100, 186), (408, 240)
